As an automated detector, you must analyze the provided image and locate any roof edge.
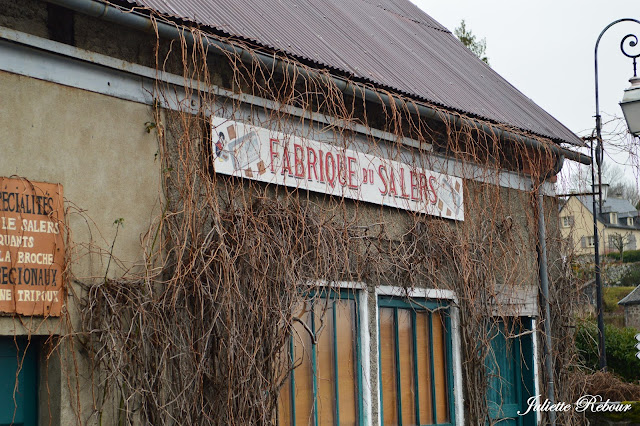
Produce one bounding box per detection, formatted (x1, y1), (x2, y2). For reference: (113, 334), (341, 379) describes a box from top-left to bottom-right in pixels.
(50, 0), (589, 159)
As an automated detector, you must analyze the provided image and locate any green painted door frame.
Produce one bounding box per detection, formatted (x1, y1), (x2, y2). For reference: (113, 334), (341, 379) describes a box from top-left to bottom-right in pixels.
(0, 337), (38, 426)
(486, 317), (536, 426)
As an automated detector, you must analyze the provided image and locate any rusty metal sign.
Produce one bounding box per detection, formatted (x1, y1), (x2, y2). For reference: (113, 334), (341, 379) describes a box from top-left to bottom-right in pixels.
(0, 177), (65, 316)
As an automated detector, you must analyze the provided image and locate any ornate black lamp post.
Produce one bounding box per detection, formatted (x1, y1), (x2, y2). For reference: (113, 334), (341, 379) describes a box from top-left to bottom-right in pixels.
(592, 18), (640, 371)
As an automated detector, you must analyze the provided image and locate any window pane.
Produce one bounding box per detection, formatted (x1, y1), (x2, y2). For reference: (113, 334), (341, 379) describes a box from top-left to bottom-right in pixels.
(397, 310), (416, 425)
(416, 312), (433, 423)
(315, 302), (336, 425)
(432, 312), (449, 423)
(379, 307), (398, 425)
(279, 294), (360, 426)
(293, 305), (314, 425)
(378, 300), (452, 426)
(336, 299), (358, 426)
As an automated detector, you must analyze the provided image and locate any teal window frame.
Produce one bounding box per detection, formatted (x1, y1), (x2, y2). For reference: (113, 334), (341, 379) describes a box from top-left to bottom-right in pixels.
(282, 288), (364, 426)
(0, 337), (38, 426)
(377, 296), (456, 426)
(486, 317), (536, 426)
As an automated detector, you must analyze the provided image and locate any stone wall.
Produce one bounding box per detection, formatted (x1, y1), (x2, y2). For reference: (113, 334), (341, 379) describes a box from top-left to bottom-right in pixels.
(605, 262), (635, 286)
(625, 304), (640, 330)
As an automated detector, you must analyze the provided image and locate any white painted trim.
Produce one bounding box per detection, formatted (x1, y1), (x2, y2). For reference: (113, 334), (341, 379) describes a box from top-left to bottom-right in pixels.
(451, 304), (465, 426)
(0, 26), (558, 196)
(376, 285), (458, 304)
(532, 318), (541, 425)
(305, 280), (367, 290)
(357, 288), (373, 426)
(373, 285), (462, 425)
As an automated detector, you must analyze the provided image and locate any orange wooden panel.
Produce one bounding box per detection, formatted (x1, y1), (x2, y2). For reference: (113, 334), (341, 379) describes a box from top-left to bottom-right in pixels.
(416, 311), (433, 423)
(397, 309), (416, 425)
(315, 302), (335, 425)
(278, 344), (292, 426)
(379, 308), (398, 425)
(0, 177), (65, 316)
(336, 299), (357, 426)
(432, 312), (449, 423)
(293, 306), (314, 425)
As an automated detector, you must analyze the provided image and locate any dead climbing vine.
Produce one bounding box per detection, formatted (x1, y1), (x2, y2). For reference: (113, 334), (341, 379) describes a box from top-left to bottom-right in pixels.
(63, 6), (592, 425)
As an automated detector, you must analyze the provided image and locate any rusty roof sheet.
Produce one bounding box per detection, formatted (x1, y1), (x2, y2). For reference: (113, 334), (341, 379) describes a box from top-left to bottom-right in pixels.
(120, 0), (584, 146)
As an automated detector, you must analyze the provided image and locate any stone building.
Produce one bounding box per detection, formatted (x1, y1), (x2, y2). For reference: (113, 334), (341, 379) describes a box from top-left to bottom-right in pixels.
(0, 0), (592, 424)
(619, 285), (640, 330)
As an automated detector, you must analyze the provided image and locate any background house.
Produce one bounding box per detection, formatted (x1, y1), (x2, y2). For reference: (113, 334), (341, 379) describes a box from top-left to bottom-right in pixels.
(560, 192), (640, 256)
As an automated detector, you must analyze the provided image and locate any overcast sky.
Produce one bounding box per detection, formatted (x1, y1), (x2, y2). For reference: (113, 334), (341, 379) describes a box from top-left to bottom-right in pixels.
(410, 0), (640, 189)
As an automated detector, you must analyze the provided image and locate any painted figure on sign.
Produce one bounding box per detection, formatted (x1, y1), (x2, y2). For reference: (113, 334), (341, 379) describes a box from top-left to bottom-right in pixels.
(215, 132), (228, 160)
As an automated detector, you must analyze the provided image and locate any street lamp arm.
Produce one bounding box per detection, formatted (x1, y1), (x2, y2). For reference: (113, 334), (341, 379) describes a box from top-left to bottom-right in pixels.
(621, 33), (640, 62)
(591, 18), (640, 372)
(595, 19), (640, 144)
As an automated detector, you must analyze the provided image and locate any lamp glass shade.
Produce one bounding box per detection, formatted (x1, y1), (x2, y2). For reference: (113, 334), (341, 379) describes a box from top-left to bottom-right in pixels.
(620, 76), (640, 136)
(600, 183), (609, 201)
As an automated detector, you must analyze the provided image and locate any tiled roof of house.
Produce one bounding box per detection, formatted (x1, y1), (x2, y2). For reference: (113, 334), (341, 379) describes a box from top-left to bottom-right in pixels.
(116, 0), (584, 146)
(574, 195), (639, 229)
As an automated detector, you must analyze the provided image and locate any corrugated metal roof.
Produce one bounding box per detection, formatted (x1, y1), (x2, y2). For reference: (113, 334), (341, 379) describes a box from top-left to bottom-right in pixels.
(120, 0), (584, 146)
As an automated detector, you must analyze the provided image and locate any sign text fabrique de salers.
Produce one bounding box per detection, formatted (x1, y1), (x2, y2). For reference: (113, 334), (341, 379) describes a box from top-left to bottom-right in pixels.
(212, 117), (464, 220)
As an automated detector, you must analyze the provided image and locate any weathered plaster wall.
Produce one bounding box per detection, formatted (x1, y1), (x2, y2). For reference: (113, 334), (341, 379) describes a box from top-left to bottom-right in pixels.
(0, 0), (48, 39)
(0, 70), (161, 424)
(0, 70), (160, 279)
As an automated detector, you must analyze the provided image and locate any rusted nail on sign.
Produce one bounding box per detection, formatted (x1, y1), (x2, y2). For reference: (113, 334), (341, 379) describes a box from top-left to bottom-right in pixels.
(0, 177), (64, 316)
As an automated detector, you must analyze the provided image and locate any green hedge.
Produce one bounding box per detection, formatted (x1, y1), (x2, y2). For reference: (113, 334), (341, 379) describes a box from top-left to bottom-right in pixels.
(575, 319), (640, 382)
(587, 401), (640, 422)
(607, 249), (640, 263)
(604, 286), (635, 312)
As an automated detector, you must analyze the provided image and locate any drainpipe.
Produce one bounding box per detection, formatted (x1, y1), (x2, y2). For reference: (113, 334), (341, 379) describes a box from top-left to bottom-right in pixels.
(536, 154), (563, 426)
(46, 0), (592, 166)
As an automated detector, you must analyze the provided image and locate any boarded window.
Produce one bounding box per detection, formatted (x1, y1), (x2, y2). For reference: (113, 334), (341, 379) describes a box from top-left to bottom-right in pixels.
(378, 297), (453, 425)
(279, 290), (361, 425)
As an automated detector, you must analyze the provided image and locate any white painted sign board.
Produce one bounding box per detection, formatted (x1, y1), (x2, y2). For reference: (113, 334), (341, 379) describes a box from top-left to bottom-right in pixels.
(212, 117), (464, 220)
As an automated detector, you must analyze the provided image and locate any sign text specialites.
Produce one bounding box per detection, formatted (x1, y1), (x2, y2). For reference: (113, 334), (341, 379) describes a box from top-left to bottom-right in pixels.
(0, 177), (64, 316)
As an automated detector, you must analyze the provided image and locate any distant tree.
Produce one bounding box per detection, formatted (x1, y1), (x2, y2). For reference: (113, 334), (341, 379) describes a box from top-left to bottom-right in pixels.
(608, 232), (630, 262)
(454, 19), (489, 65)
(569, 161), (640, 207)
(609, 180), (640, 208)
